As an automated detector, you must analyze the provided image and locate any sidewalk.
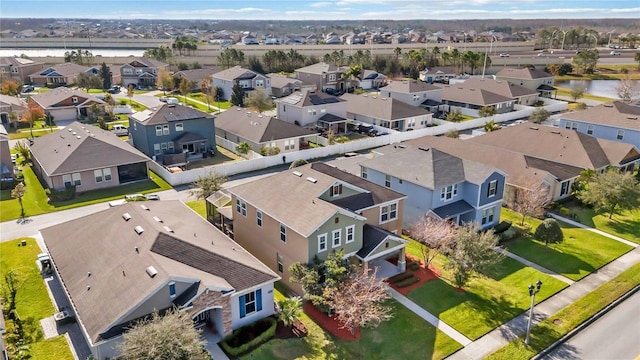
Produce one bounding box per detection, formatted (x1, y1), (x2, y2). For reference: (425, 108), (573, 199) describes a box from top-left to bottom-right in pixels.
(447, 243), (640, 359)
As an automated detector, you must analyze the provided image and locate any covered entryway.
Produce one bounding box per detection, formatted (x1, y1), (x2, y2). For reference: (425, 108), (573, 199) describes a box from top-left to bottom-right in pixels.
(117, 162), (148, 184)
(356, 225), (407, 279)
(428, 200), (475, 226)
(174, 132), (209, 160)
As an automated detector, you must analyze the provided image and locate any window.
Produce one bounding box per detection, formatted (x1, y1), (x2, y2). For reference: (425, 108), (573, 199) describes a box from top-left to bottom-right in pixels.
(318, 233), (327, 252)
(175, 122), (183, 132)
(280, 224), (286, 243)
(123, 68), (133, 75)
(62, 174), (72, 188)
(308, 109), (317, 116)
(239, 289), (262, 318)
(284, 139), (294, 151)
(330, 183), (343, 197)
(103, 168), (112, 181)
(167, 141), (174, 152)
(587, 125), (594, 135)
(481, 207), (495, 225)
(487, 180), (498, 197)
(169, 282), (176, 298)
(153, 144), (161, 155)
(236, 199), (247, 216)
(440, 184), (458, 201)
(380, 203), (398, 223)
(155, 125), (163, 136)
(72, 173), (81, 186)
(277, 254), (283, 273)
(161, 142), (168, 152)
(565, 121), (577, 130)
(332, 229), (341, 248)
(346, 225), (355, 243)
(328, 74), (336, 82)
(255, 210), (263, 227)
(385, 174), (391, 188)
(617, 130), (624, 140)
(413, 94), (420, 102)
(560, 180), (570, 196)
(162, 124), (169, 135)
(361, 167), (367, 179)
(94, 169), (103, 183)
(256, 79), (264, 87)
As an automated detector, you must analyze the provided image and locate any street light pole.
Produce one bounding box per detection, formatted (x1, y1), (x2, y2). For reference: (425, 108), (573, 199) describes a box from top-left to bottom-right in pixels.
(550, 30), (559, 50)
(481, 36), (496, 78)
(561, 30), (568, 50)
(607, 29), (615, 48)
(525, 280), (543, 345)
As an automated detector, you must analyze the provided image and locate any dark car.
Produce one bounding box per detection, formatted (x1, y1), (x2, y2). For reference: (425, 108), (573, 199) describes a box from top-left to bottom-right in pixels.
(107, 86), (120, 94)
(368, 129), (379, 137)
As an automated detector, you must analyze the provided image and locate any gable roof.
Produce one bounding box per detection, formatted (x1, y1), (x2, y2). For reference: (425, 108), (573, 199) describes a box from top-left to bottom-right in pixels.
(277, 90), (344, 108)
(213, 66), (262, 81)
(380, 80), (441, 94)
(31, 62), (88, 77)
(561, 101), (640, 131)
(296, 62), (342, 75)
(360, 146), (498, 189)
(267, 74), (302, 89)
(496, 67), (553, 80)
(0, 94), (27, 112)
(215, 107), (315, 143)
(0, 56), (43, 67)
(123, 57), (168, 68)
(341, 93), (431, 120)
(461, 78), (538, 99)
(29, 87), (105, 109)
(29, 121), (148, 175)
(442, 85), (513, 106)
(41, 200), (278, 344)
(131, 103), (214, 126)
(173, 68), (217, 82)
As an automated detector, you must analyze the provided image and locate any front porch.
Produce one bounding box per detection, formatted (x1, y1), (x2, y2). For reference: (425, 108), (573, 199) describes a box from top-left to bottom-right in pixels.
(357, 225), (407, 278)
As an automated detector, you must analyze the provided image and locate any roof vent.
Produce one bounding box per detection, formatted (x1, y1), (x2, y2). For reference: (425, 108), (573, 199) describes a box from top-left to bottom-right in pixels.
(163, 225), (174, 233)
(236, 107), (242, 111)
(140, 205), (149, 211)
(381, 97), (387, 100)
(145, 266), (158, 278)
(627, 116), (638, 120)
(122, 213), (132, 221)
(529, 127), (539, 130)
(134, 225), (144, 235)
(551, 130), (561, 134)
(292, 171), (303, 177)
(603, 104), (613, 107)
(67, 128), (73, 132)
(306, 177), (318, 183)
(72, 132), (77, 135)
(153, 216), (163, 223)
(76, 136), (81, 139)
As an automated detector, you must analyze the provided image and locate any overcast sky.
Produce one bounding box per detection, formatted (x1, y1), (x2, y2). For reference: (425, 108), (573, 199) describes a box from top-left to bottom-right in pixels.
(1, 0), (638, 20)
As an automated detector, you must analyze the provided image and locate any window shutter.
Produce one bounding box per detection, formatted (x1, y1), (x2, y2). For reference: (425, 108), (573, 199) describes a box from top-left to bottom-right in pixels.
(487, 184), (491, 197)
(256, 289), (262, 312)
(239, 295), (246, 318)
(338, 184), (342, 194)
(330, 186), (334, 196)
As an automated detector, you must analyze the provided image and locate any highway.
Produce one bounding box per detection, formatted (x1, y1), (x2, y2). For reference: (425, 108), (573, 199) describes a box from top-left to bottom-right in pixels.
(546, 290), (640, 360)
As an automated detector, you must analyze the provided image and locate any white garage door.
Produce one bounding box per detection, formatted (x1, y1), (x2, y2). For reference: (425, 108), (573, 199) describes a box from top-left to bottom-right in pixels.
(50, 108), (77, 122)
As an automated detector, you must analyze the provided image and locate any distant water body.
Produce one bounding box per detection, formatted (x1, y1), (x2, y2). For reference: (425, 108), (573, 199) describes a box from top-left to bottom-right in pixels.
(0, 48), (145, 57)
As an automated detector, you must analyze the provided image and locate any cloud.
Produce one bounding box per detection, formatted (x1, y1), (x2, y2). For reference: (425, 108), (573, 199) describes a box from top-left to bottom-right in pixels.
(309, 2), (333, 8)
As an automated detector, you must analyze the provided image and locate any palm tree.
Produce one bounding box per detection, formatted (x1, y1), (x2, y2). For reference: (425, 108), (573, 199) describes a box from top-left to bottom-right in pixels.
(278, 297), (302, 328)
(343, 64), (363, 90)
(441, 52), (451, 66)
(393, 47), (402, 60)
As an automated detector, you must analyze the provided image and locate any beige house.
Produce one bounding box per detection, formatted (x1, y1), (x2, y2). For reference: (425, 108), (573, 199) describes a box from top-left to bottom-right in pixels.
(275, 90), (347, 128)
(28, 63), (89, 87)
(208, 162), (408, 292)
(495, 67), (556, 98)
(0, 94), (27, 127)
(0, 56), (45, 84)
(461, 78), (539, 106)
(341, 93), (433, 131)
(379, 80), (443, 107)
(29, 87), (106, 122)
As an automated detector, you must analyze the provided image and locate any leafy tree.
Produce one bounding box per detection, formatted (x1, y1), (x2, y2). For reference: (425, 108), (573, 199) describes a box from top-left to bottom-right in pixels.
(126, 84), (135, 105)
(235, 142), (251, 154)
(260, 146), (281, 156)
(578, 168), (640, 219)
(8, 112), (19, 129)
(512, 178), (550, 226)
(572, 50), (599, 74)
(218, 48), (245, 69)
(189, 172), (227, 200)
(248, 56), (265, 74)
(21, 101), (45, 138)
(99, 62), (112, 90)
(277, 296), (302, 328)
(230, 81), (245, 107)
(13, 142), (30, 163)
(118, 308), (209, 360)
(484, 120), (500, 132)
(444, 129), (459, 138)
(574, 102), (587, 110)
(177, 62), (189, 71)
(156, 68), (174, 95)
(200, 76), (214, 112)
(478, 106), (497, 118)
(289, 158), (309, 169)
(191, 62), (202, 69)
(342, 64), (363, 90)
(245, 88), (273, 113)
(290, 249), (349, 311)
(445, 109), (464, 122)
(178, 77), (192, 104)
(634, 52), (640, 70)
(569, 87), (585, 102)
(64, 49), (93, 65)
(76, 73), (102, 92)
(529, 108), (551, 124)
(534, 218), (564, 246)
(409, 216), (455, 268)
(0, 79), (21, 96)
(3, 268), (23, 313)
(144, 45), (172, 62)
(615, 76), (637, 102)
(571, 168), (596, 195)
(444, 223), (503, 289)
(324, 268), (392, 335)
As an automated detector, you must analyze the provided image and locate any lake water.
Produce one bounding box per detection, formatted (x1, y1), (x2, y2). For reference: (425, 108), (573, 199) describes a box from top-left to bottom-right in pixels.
(554, 79), (640, 99)
(0, 49), (144, 57)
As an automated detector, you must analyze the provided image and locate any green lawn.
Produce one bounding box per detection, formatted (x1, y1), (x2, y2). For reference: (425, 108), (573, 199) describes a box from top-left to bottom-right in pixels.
(487, 261), (640, 360)
(185, 199), (206, 218)
(0, 165), (172, 222)
(557, 201), (640, 243)
(553, 86), (616, 102)
(30, 336), (75, 360)
(245, 288), (462, 360)
(501, 209), (633, 281)
(407, 256), (568, 340)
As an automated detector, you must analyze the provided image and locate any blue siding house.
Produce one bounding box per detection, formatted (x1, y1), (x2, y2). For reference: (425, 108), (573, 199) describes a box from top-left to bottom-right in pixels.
(359, 145), (506, 228)
(129, 104), (216, 166)
(559, 101), (640, 151)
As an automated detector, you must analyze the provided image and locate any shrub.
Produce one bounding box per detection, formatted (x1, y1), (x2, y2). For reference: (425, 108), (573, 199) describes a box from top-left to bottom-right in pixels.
(499, 227), (519, 243)
(45, 186), (76, 202)
(220, 317), (277, 357)
(0, 180), (16, 190)
(534, 218), (564, 246)
(408, 262), (420, 271)
(390, 272), (414, 283)
(396, 277), (420, 288)
(492, 220), (512, 235)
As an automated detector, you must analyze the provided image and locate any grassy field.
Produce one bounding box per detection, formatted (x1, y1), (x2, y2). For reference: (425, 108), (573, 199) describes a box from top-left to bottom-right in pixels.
(555, 201), (640, 243)
(487, 262), (640, 359)
(0, 165), (172, 222)
(501, 209), (633, 281)
(553, 86), (615, 103)
(185, 199), (206, 218)
(30, 336), (75, 360)
(245, 288), (463, 360)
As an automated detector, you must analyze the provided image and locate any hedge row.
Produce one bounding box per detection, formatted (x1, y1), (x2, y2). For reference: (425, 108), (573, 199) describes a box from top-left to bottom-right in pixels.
(220, 317), (277, 357)
(396, 277), (420, 288)
(389, 272), (414, 283)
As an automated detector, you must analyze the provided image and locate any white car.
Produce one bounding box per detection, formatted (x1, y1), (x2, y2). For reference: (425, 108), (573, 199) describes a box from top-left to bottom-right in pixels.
(499, 53), (510, 58)
(610, 51), (621, 56)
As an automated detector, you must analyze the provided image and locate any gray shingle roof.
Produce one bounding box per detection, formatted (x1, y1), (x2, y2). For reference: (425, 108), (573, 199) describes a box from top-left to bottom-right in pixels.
(30, 87), (105, 109)
(341, 93), (431, 120)
(431, 200), (474, 219)
(496, 67), (553, 80)
(356, 225), (393, 258)
(215, 107), (315, 143)
(461, 78), (538, 99)
(213, 66), (261, 81)
(132, 104), (214, 126)
(442, 86), (513, 106)
(380, 80), (441, 94)
(561, 101), (640, 131)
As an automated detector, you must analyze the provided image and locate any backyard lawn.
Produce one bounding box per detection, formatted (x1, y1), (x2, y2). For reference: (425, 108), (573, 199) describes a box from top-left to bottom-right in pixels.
(0, 165), (172, 222)
(0, 238), (74, 360)
(501, 208), (633, 281)
(245, 288), (463, 360)
(556, 201), (640, 243)
(185, 199), (206, 218)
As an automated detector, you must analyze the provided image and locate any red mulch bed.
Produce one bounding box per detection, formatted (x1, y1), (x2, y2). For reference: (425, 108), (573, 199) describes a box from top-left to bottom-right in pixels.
(386, 255), (442, 296)
(303, 302), (360, 340)
(275, 319), (308, 339)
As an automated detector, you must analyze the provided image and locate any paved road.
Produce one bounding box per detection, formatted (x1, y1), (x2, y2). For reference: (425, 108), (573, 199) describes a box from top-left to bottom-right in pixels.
(546, 291), (640, 360)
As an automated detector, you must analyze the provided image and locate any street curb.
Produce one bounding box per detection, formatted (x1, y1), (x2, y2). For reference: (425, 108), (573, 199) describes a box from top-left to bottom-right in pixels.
(533, 284), (640, 359)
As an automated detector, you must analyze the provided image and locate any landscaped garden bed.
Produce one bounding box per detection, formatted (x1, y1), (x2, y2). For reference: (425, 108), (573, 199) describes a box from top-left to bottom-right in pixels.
(220, 316), (277, 357)
(303, 301), (360, 340)
(386, 255), (441, 295)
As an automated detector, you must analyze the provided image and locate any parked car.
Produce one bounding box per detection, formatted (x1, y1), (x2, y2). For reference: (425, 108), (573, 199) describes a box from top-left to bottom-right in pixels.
(107, 86), (121, 94)
(111, 124), (128, 136)
(324, 88), (344, 96)
(22, 85), (34, 93)
(165, 97), (179, 105)
(367, 129), (379, 137)
(610, 51), (621, 56)
(144, 194), (160, 201)
(537, 52), (547, 57)
(499, 53), (510, 57)
(159, 96), (168, 102)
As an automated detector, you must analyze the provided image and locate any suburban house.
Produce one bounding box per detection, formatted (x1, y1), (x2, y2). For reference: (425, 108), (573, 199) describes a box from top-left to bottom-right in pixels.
(0, 125), (13, 182)
(495, 67), (556, 98)
(267, 73), (302, 98)
(357, 145), (506, 228)
(241, 34), (260, 45)
(275, 90), (348, 129)
(29, 121), (149, 193)
(40, 200), (279, 360)
(379, 80), (443, 108)
(119, 57), (169, 89)
(172, 68), (219, 92)
(28, 87), (106, 122)
(128, 104), (216, 166)
(559, 101), (640, 150)
(295, 62), (345, 92)
(215, 107), (316, 154)
(461, 78), (539, 106)
(419, 66), (458, 84)
(0, 94), (27, 126)
(208, 162), (408, 291)
(407, 123), (640, 203)
(359, 70), (387, 90)
(341, 93), (433, 131)
(212, 66), (271, 101)
(0, 56), (45, 84)
(28, 63), (89, 87)
(441, 85), (514, 116)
